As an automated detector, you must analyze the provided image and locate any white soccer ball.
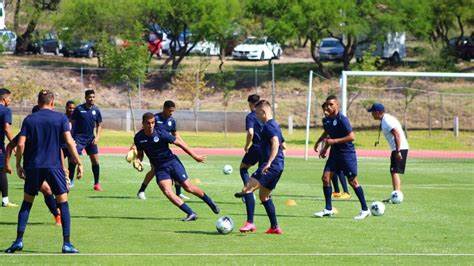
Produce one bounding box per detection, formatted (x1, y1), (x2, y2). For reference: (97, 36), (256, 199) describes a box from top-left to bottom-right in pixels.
(390, 190), (404, 204)
(370, 201), (385, 216)
(216, 216), (234, 234)
(223, 164), (233, 175)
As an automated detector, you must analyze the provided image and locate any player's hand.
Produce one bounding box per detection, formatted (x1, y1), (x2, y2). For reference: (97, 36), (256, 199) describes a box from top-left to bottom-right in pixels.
(133, 159), (144, 172)
(76, 164), (84, 179)
(395, 152), (403, 161)
(193, 154), (206, 163)
(4, 165), (12, 174)
(314, 142), (320, 153)
(319, 148), (328, 159)
(16, 165), (25, 180)
(93, 137), (100, 145)
(244, 146), (249, 153)
(63, 167), (70, 178)
(262, 162), (271, 174)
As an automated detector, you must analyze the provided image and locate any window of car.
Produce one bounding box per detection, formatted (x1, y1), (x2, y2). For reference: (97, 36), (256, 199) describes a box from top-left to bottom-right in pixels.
(243, 38), (266, 45)
(321, 39), (342, 48)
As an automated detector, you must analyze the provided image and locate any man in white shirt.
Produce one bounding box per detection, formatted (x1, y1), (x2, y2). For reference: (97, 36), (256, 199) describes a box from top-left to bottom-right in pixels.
(368, 103), (409, 195)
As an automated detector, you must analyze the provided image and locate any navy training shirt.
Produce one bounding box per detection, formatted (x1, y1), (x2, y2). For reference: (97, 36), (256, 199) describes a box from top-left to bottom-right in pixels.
(72, 103), (102, 139)
(155, 112), (176, 133)
(322, 112), (356, 155)
(0, 104), (12, 145)
(260, 119), (285, 169)
(20, 109), (70, 168)
(246, 111), (263, 146)
(134, 127), (177, 166)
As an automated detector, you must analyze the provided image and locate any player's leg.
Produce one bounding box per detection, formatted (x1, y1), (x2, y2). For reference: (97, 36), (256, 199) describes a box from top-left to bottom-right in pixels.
(314, 170), (335, 217)
(157, 178), (196, 221)
(240, 146), (259, 185)
(239, 162), (252, 185)
(175, 183), (189, 200)
(259, 187), (282, 234)
(89, 152), (101, 190)
(391, 172), (401, 191)
(331, 171), (341, 197)
(0, 170), (17, 207)
(238, 177), (261, 232)
(137, 166), (155, 200)
(40, 181), (60, 225)
(180, 180), (219, 214)
(390, 150), (407, 192)
(347, 176), (370, 220)
(338, 170), (351, 199)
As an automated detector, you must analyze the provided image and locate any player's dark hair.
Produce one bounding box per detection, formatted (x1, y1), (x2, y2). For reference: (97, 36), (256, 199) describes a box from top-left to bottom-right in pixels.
(85, 89), (95, 97)
(247, 94), (260, 104)
(0, 88), (11, 100)
(163, 100), (175, 109)
(326, 95), (338, 102)
(66, 100), (75, 106)
(142, 112), (155, 122)
(255, 99), (271, 108)
(321, 102), (327, 109)
(37, 90), (54, 105)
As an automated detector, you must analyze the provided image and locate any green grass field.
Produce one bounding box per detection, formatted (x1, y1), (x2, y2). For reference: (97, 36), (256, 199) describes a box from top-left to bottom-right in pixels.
(0, 155), (473, 264)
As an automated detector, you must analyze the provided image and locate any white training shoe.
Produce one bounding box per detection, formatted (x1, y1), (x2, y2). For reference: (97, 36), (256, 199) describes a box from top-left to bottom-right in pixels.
(354, 210), (371, 220)
(137, 192), (146, 200)
(179, 194), (190, 200)
(314, 209), (334, 218)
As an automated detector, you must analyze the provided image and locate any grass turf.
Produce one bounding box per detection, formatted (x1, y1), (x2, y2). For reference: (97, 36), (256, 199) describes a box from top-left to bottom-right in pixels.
(0, 155), (473, 264)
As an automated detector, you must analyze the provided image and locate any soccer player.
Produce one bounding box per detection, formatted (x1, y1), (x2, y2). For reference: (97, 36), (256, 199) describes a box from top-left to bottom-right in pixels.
(240, 94), (263, 186)
(136, 100), (189, 200)
(70, 89), (103, 191)
(63, 100), (76, 187)
(5, 90), (84, 253)
(235, 100), (285, 234)
(314, 95), (370, 220)
(134, 112), (220, 221)
(367, 103), (409, 198)
(0, 88), (17, 208)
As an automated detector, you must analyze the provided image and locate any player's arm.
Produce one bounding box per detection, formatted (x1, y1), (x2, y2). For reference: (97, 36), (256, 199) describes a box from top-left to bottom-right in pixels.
(326, 131), (355, 145)
(4, 122), (13, 142)
(63, 131), (84, 179)
(94, 123), (102, 144)
(262, 136), (279, 173)
(4, 137), (18, 174)
(136, 149), (144, 161)
(173, 137), (206, 163)
(172, 131), (187, 145)
(15, 136), (26, 179)
(314, 131), (328, 152)
(244, 128), (254, 153)
(391, 128), (403, 160)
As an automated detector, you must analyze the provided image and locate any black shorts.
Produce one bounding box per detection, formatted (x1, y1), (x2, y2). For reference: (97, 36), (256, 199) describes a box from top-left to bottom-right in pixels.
(390, 150), (408, 174)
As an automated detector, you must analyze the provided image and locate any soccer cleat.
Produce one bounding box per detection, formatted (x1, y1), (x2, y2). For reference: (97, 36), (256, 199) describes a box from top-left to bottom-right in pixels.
(179, 193), (190, 200)
(239, 221), (256, 233)
(382, 198), (392, 203)
(181, 213), (198, 222)
(265, 227), (283, 234)
(62, 243), (79, 254)
(332, 192), (342, 198)
(354, 210), (371, 220)
(55, 215), (62, 226)
(210, 203), (220, 214)
(1, 202), (19, 208)
(137, 192), (146, 200)
(339, 192), (351, 200)
(314, 209), (334, 218)
(234, 192), (244, 198)
(70, 180), (75, 188)
(5, 241), (23, 253)
(93, 183), (103, 191)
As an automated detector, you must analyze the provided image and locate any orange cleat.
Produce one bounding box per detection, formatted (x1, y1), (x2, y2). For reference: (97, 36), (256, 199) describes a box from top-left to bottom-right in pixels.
(265, 227), (283, 234)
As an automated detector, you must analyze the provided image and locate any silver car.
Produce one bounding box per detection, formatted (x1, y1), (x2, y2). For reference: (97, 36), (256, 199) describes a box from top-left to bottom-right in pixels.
(0, 30), (16, 53)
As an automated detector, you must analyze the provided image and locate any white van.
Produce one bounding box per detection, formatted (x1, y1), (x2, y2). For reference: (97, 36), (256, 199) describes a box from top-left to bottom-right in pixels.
(0, 1), (5, 30)
(356, 32), (406, 64)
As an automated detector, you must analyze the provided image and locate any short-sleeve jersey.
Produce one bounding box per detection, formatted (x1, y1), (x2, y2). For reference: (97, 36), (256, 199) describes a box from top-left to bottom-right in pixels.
(154, 113), (176, 133)
(381, 113), (409, 151)
(72, 103), (102, 139)
(134, 128), (177, 166)
(20, 109), (70, 168)
(246, 111), (263, 146)
(0, 104), (12, 145)
(323, 112), (356, 155)
(260, 119), (285, 169)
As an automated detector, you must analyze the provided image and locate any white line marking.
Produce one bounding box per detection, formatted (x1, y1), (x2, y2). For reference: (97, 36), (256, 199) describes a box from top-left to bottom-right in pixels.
(0, 253), (473, 256)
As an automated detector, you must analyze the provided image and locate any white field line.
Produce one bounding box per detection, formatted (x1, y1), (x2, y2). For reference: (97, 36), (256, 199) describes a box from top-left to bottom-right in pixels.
(0, 253), (473, 257)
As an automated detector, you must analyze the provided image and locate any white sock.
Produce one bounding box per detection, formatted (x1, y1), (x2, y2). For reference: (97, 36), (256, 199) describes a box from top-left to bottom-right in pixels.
(2, 197), (8, 205)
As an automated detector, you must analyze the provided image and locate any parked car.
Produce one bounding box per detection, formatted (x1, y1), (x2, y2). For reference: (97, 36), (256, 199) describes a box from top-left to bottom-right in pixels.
(232, 37), (282, 60)
(355, 32), (406, 64)
(449, 36), (473, 60)
(61, 40), (96, 58)
(0, 30), (16, 52)
(316, 37), (344, 61)
(190, 41), (220, 56)
(28, 32), (63, 55)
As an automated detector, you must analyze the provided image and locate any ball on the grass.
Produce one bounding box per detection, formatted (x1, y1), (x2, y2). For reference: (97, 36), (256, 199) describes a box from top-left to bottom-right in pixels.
(216, 216), (234, 234)
(370, 201), (385, 216)
(223, 164), (233, 175)
(391, 190), (404, 204)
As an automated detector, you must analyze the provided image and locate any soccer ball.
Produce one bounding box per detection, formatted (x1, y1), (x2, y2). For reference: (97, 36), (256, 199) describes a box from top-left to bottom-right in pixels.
(370, 201), (385, 216)
(390, 190), (404, 204)
(216, 216), (234, 234)
(223, 164), (233, 175)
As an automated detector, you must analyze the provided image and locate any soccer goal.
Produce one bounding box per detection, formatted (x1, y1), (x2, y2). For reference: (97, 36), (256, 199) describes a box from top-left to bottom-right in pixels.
(304, 70), (474, 160)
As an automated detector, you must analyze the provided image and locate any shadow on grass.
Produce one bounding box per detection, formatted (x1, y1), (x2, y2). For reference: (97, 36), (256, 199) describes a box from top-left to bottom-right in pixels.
(0, 222), (46, 226)
(174, 230), (220, 235)
(183, 200), (242, 205)
(226, 212), (310, 218)
(72, 215), (176, 221)
(88, 196), (137, 200)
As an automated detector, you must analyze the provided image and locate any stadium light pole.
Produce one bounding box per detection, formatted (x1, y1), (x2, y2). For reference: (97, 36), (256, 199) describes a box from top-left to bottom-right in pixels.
(304, 70), (313, 161)
(271, 61), (276, 116)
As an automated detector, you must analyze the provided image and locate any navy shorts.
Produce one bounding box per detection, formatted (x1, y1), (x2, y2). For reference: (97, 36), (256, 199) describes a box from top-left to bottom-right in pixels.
(0, 145), (5, 168)
(324, 152), (358, 179)
(252, 166), (283, 190)
(154, 158), (189, 184)
(241, 145), (261, 166)
(75, 137), (98, 155)
(24, 168), (68, 196)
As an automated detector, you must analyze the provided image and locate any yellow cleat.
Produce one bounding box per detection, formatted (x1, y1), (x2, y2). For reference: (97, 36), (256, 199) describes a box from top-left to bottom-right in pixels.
(339, 192), (352, 200)
(2, 202), (19, 208)
(332, 192), (342, 199)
